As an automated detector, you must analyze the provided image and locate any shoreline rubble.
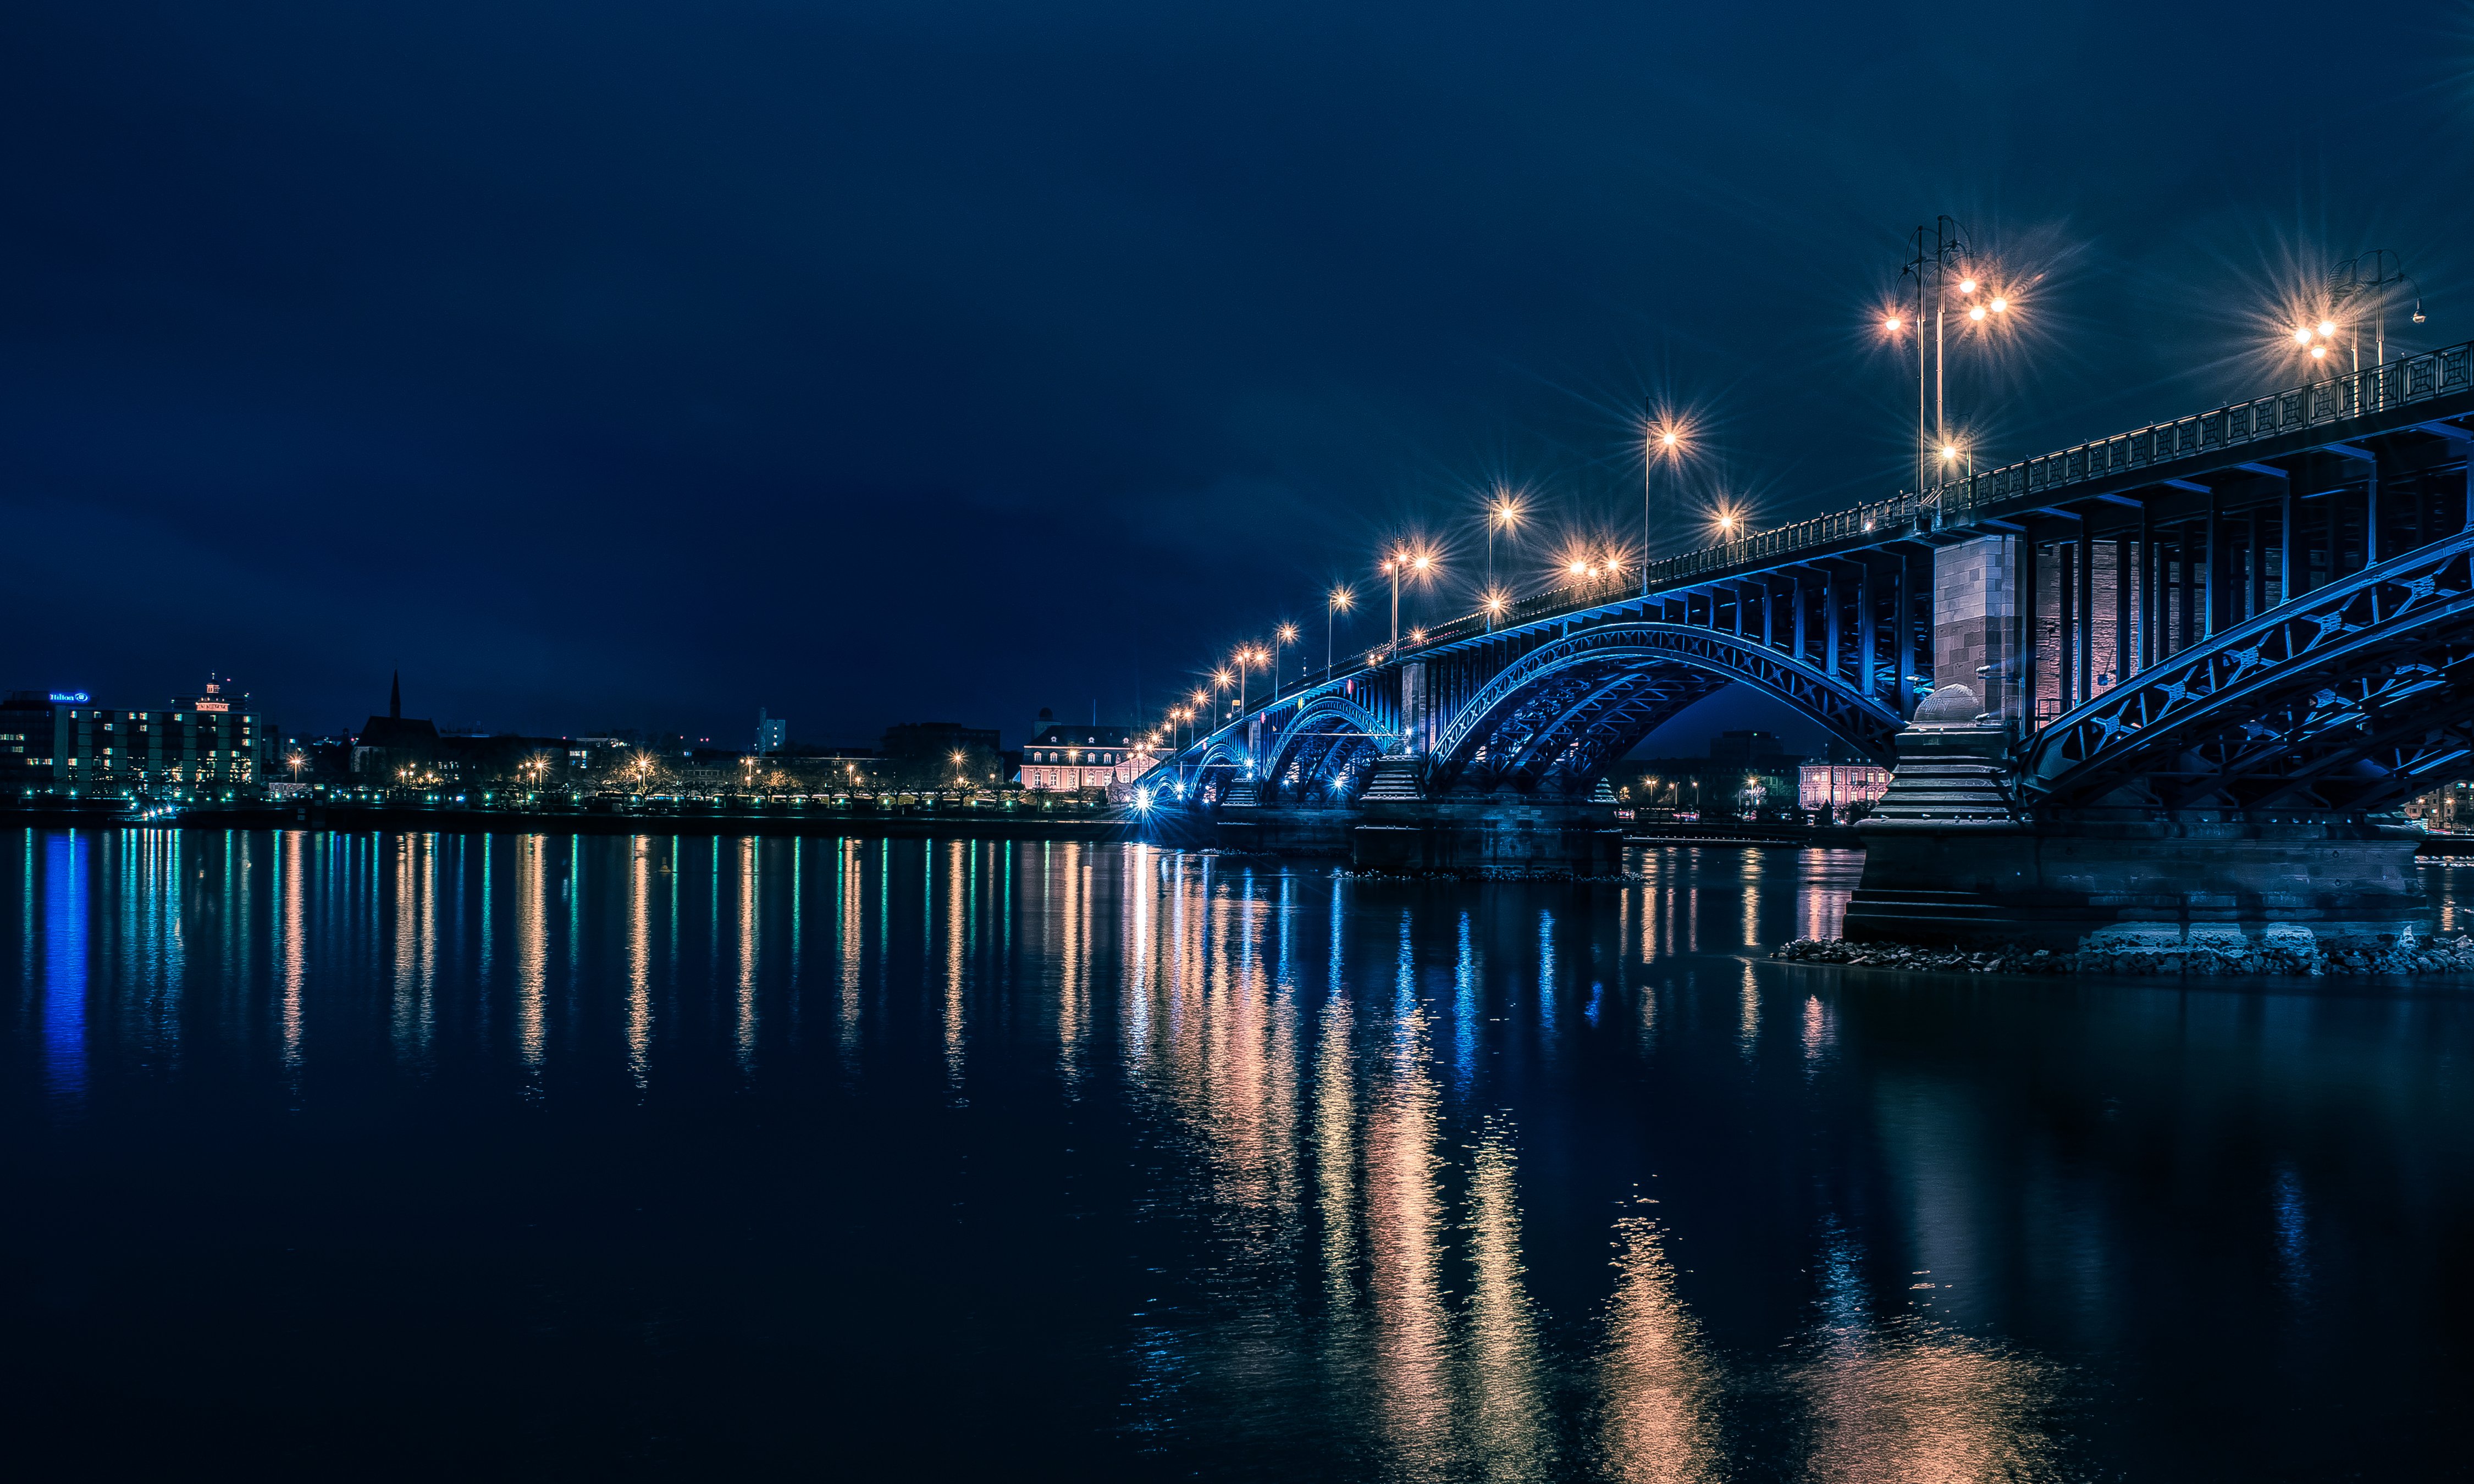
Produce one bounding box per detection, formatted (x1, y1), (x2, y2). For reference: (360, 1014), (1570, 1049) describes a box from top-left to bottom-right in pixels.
(1770, 935), (2474, 977)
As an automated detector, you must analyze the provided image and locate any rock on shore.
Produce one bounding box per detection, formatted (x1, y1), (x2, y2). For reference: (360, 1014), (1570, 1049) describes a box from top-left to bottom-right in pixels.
(1770, 935), (2474, 977)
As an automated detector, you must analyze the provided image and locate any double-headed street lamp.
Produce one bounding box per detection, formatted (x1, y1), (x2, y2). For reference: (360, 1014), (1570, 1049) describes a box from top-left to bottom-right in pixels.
(1379, 546), (1436, 657)
(1888, 216), (2011, 492)
(2329, 249), (2422, 372)
(1233, 647), (1267, 716)
(1272, 624), (1298, 701)
(1327, 585), (1354, 678)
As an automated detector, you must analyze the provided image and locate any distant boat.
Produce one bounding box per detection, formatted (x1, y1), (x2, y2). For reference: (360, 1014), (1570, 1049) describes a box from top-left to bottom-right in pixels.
(115, 802), (181, 826)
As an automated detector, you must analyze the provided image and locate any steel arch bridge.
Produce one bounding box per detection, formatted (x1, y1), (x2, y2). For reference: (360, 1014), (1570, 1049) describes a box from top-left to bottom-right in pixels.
(1165, 342), (2474, 813)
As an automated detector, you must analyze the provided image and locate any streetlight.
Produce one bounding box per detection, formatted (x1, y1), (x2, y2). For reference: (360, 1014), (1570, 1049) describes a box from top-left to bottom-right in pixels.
(1486, 490), (1524, 588)
(1327, 585), (1354, 678)
(1237, 645), (1271, 715)
(1643, 414), (1688, 591)
(1212, 670), (1234, 722)
(1379, 546), (1437, 659)
(2329, 250), (2422, 371)
(1892, 217), (2008, 492)
(1273, 624), (1298, 701)
(1482, 586), (1510, 632)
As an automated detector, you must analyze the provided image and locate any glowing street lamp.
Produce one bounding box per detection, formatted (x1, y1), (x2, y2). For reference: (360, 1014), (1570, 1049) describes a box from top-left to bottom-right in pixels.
(1891, 216), (2010, 491)
(1485, 490), (1524, 588)
(1379, 546), (1438, 658)
(1326, 584), (1354, 677)
(1643, 413), (1689, 591)
(1273, 623), (1299, 701)
(1482, 585), (1510, 632)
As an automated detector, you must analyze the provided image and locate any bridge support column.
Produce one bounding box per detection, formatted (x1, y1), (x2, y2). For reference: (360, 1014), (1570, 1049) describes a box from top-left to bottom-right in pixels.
(1842, 685), (2429, 953)
(1931, 536), (2013, 726)
(1350, 794), (1623, 877)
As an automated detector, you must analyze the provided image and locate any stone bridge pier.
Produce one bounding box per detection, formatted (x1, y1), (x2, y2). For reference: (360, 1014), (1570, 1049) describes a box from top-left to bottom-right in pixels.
(1846, 531), (2448, 954)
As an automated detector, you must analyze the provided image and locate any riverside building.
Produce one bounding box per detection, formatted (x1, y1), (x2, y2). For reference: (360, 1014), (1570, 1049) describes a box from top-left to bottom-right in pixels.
(0, 678), (275, 794)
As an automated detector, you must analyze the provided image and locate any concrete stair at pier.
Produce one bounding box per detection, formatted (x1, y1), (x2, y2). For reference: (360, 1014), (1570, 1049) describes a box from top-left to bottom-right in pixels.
(1359, 758), (1426, 802)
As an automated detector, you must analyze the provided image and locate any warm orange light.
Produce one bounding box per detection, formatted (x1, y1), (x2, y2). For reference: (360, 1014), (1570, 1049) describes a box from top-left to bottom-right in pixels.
(1959, 278), (1978, 294)
(1883, 315), (1902, 332)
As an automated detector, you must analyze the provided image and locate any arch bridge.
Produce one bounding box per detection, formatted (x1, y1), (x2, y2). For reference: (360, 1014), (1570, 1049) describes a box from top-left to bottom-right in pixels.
(1176, 342), (2474, 823)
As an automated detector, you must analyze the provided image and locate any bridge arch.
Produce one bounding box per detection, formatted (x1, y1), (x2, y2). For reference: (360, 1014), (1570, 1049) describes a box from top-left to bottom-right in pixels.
(1261, 693), (1393, 801)
(2020, 533), (2474, 811)
(1429, 622), (1906, 792)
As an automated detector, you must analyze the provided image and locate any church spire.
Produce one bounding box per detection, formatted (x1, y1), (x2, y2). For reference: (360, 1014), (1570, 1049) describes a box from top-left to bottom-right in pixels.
(389, 669), (401, 721)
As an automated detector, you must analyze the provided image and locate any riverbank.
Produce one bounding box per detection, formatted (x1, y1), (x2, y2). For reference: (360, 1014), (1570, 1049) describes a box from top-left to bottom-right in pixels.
(0, 801), (1196, 845)
(1771, 933), (2474, 977)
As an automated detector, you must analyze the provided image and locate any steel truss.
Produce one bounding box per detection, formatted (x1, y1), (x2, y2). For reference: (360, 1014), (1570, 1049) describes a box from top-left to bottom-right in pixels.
(1431, 623), (1908, 790)
(2020, 529), (2474, 812)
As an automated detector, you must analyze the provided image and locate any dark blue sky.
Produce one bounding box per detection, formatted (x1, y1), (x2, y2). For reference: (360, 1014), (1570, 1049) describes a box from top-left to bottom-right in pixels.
(4, 2), (2466, 748)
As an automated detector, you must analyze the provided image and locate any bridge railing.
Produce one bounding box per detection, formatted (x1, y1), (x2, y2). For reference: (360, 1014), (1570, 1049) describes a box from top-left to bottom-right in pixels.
(1938, 341), (2472, 523)
(1634, 491), (1932, 590)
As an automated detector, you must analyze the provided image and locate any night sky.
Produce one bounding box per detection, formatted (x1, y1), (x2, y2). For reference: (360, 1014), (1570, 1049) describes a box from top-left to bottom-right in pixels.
(4, 3), (2467, 750)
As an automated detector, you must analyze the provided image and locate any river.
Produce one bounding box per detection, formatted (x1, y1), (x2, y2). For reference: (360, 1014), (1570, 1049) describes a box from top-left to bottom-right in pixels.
(3, 826), (2472, 1478)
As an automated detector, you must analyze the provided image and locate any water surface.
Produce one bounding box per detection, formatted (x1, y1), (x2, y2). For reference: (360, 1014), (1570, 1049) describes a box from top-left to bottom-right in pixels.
(4, 827), (2472, 1479)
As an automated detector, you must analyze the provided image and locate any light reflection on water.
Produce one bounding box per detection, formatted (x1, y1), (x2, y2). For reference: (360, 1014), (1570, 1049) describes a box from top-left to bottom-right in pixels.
(5, 829), (2474, 1476)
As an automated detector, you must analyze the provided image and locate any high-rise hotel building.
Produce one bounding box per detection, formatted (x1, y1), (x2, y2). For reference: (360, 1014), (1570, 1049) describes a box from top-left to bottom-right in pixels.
(0, 679), (276, 793)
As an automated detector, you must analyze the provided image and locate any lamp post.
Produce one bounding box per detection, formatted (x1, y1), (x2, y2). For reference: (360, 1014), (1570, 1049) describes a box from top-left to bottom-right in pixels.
(1273, 624), (1297, 701)
(1643, 417), (1685, 591)
(1326, 585), (1354, 679)
(1487, 490), (1522, 589)
(1382, 551), (1404, 657)
(1380, 547), (1434, 658)
(1891, 217), (2008, 494)
(2329, 250), (2422, 373)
